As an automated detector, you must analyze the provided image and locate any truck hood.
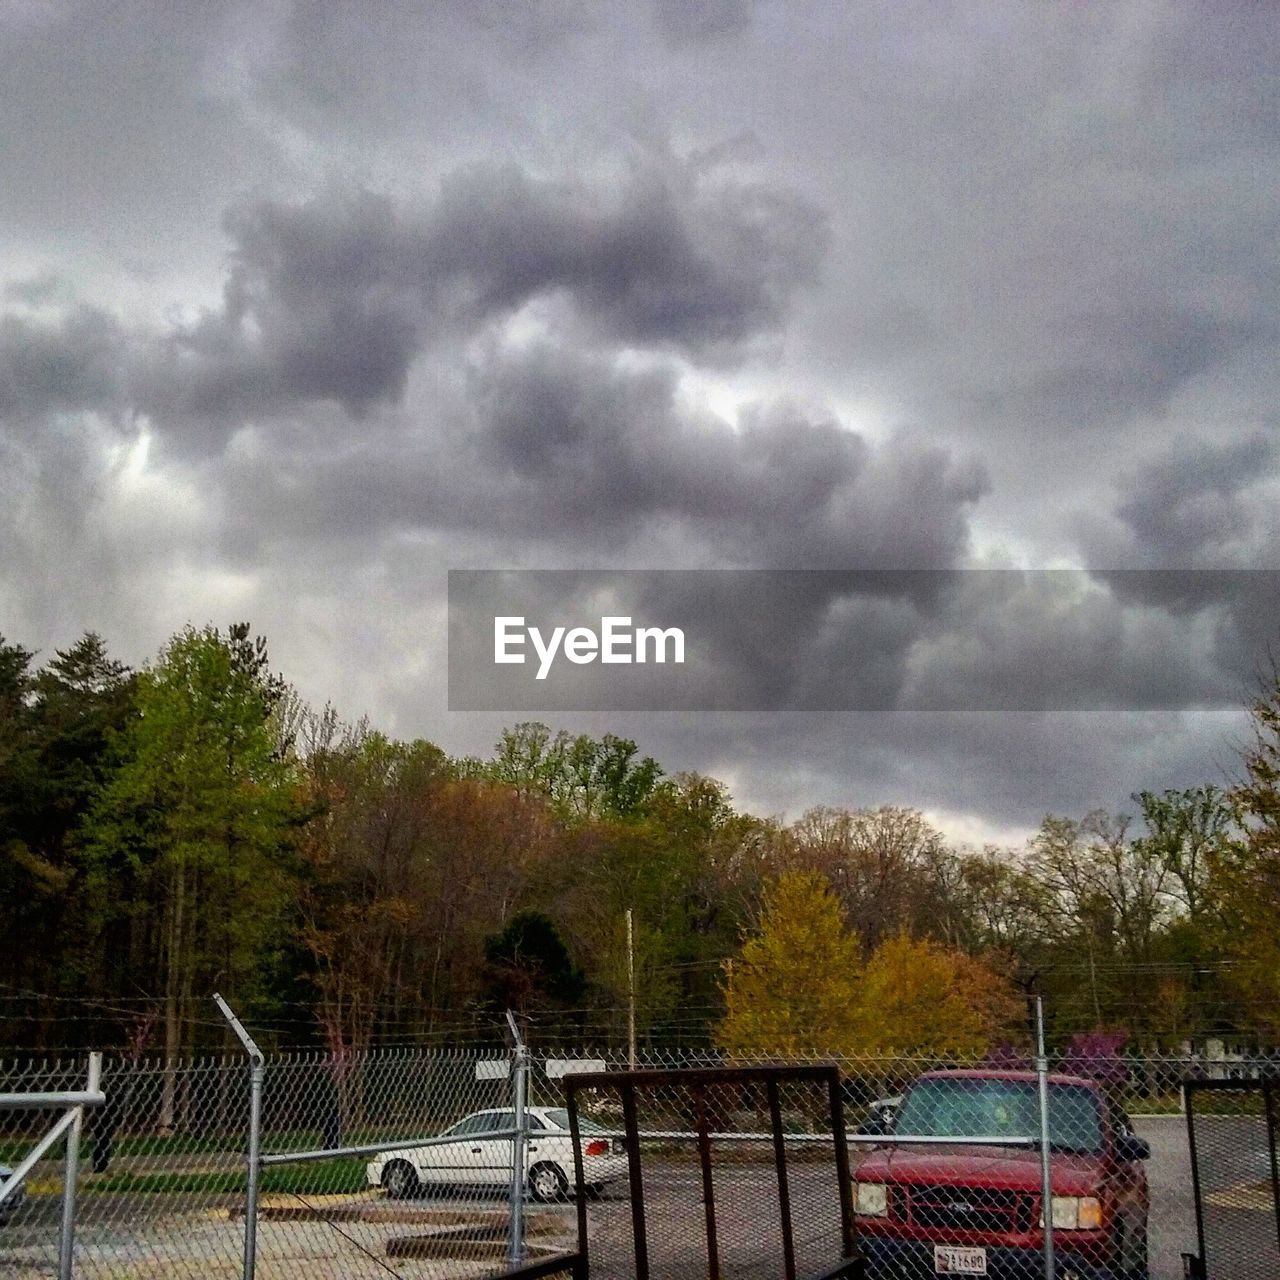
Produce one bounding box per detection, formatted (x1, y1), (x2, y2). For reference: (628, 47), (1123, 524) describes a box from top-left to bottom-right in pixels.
(853, 1144), (1104, 1197)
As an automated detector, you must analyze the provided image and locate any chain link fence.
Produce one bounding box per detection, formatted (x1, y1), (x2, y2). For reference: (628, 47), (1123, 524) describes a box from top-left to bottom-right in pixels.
(1183, 1078), (1280, 1280)
(1, 1036), (1276, 1279)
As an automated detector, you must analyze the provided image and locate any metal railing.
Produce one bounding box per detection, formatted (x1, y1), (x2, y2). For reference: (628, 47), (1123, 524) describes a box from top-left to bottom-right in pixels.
(0, 1051), (104, 1280)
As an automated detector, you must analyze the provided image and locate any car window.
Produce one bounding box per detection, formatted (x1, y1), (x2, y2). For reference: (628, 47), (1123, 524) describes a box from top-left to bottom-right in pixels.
(542, 1107), (608, 1134)
(527, 1114), (546, 1130)
(894, 1078), (1104, 1154)
(450, 1112), (497, 1136)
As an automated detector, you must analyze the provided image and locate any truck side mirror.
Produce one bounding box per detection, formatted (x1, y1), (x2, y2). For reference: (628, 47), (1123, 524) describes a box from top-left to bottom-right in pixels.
(1116, 1133), (1150, 1162)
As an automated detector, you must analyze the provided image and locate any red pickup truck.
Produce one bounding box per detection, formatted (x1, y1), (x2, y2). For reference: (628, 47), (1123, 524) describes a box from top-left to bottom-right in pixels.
(851, 1069), (1150, 1280)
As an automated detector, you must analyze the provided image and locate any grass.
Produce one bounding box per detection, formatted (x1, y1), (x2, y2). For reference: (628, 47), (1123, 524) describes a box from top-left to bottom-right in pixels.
(0, 1125), (415, 1164)
(81, 1159), (368, 1197)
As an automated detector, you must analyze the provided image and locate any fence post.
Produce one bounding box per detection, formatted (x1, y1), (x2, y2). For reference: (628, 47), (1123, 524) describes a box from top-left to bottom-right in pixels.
(56, 1050), (100, 1280)
(215, 994), (264, 1280)
(506, 1010), (529, 1269)
(1035, 996), (1055, 1280)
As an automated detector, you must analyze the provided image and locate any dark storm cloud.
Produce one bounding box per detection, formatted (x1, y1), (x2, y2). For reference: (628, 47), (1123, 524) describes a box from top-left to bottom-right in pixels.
(5, 1), (1280, 835)
(462, 341), (985, 565)
(1114, 436), (1278, 565)
(220, 338), (987, 574)
(1081, 436), (1280, 578)
(129, 153), (824, 428)
(450, 568), (1268, 713)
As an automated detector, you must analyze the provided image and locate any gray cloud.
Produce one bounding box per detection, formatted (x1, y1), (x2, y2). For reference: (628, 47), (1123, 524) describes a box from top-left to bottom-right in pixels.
(3, 1), (1280, 836)
(0, 309), (126, 421)
(128, 155), (824, 429)
(216, 338), (987, 574)
(652, 0), (757, 45)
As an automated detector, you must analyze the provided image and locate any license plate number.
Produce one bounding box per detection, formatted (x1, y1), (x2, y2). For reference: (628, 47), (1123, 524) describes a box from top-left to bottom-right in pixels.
(934, 1245), (987, 1275)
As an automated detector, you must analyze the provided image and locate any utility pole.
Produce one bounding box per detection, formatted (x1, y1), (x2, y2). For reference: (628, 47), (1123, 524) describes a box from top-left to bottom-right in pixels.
(626, 908), (637, 1069)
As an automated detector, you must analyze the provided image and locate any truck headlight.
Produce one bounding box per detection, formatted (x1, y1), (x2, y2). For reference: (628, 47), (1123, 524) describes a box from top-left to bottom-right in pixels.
(1040, 1196), (1103, 1230)
(855, 1182), (889, 1217)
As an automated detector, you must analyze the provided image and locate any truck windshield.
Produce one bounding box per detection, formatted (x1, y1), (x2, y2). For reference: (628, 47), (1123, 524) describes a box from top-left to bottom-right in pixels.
(893, 1078), (1103, 1154)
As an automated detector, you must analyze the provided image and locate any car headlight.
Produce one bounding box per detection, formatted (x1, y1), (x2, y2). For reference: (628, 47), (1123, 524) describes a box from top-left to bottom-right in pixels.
(1040, 1196), (1103, 1230)
(855, 1182), (889, 1217)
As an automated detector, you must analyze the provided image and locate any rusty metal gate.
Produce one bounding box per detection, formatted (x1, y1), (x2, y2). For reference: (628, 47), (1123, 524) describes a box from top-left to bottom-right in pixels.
(1183, 1075), (1280, 1279)
(562, 1064), (861, 1280)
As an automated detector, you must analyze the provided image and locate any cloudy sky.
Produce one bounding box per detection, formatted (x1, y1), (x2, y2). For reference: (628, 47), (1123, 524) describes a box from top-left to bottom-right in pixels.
(3, 0), (1278, 843)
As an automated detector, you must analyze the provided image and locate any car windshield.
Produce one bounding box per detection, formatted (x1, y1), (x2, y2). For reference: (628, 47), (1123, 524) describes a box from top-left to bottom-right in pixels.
(893, 1078), (1103, 1154)
(541, 1108), (608, 1135)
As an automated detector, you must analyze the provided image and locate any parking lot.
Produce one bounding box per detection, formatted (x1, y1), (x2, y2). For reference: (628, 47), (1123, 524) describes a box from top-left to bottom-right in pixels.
(6, 1113), (1264, 1279)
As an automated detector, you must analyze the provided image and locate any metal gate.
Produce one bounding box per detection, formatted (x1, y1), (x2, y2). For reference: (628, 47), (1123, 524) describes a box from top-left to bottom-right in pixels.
(1184, 1075), (1280, 1279)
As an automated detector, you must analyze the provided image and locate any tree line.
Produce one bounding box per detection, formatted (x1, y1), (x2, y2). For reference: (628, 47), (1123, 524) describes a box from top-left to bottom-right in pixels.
(2, 623), (1278, 1059)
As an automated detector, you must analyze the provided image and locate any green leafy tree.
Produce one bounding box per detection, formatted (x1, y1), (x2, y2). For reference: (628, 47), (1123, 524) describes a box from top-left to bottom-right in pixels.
(1217, 671), (1280, 1032)
(86, 624), (301, 1124)
(1, 634), (137, 1042)
(482, 911), (586, 1018)
(488, 722), (663, 821)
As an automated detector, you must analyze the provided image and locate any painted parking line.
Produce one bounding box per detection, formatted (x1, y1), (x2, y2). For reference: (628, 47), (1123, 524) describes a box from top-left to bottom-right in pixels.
(1205, 1181), (1275, 1211)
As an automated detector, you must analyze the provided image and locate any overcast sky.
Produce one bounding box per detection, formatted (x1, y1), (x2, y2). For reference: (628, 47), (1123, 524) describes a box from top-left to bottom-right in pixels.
(3, 0), (1277, 844)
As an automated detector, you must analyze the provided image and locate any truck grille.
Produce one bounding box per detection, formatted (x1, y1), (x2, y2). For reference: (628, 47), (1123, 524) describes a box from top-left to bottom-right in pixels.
(901, 1185), (1034, 1234)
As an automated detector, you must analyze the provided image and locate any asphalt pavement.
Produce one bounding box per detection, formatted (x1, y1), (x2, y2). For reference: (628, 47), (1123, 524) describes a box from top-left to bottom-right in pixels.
(3, 1115), (1277, 1278)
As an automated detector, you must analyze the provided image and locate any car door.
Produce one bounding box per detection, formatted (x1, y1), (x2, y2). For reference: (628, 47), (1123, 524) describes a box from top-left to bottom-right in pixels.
(472, 1110), (551, 1185)
(428, 1112), (499, 1184)
(462, 1110), (517, 1186)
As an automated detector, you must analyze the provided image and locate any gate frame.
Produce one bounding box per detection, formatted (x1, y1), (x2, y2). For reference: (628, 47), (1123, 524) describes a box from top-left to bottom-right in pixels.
(562, 1063), (861, 1280)
(0, 1052), (104, 1280)
(1183, 1072), (1280, 1279)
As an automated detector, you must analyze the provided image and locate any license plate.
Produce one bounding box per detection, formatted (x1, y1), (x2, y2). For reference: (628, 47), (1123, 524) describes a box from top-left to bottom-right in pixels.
(934, 1245), (987, 1275)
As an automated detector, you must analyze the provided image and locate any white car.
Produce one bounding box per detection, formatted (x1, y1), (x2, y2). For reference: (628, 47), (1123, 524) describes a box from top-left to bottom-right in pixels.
(366, 1106), (627, 1202)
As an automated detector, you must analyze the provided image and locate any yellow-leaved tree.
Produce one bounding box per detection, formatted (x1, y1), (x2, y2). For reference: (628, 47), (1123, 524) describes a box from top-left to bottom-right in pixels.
(854, 932), (1015, 1056)
(717, 870), (864, 1059)
(718, 873), (1019, 1059)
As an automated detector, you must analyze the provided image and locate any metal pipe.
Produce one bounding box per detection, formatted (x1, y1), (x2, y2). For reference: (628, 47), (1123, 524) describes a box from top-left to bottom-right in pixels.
(767, 1079), (796, 1280)
(57, 1051), (100, 1280)
(0, 1092), (106, 1110)
(245, 1054), (263, 1280)
(1035, 996), (1055, 1280)
(260, 1127), (520, 1166)
(621, 1081), (650, 1280)
(214, 993), (264, 1280)
(536, 1128), (1038, 1147)
(0, 1108), (80, 1208)
(1263, 1078), (1280, 1259)
(1183, 1083), (1207, 1269)
(506, 1010), (528, 1270)
(826, 1070), (856, 1262)
(566, 1083), (591, 1280)
(692, 1086), (720, 1280)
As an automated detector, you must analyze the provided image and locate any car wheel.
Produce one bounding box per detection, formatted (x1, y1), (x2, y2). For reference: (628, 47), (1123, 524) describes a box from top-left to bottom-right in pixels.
(528, 1162), (568, 1203)
(382, 1160), (421, 1200)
